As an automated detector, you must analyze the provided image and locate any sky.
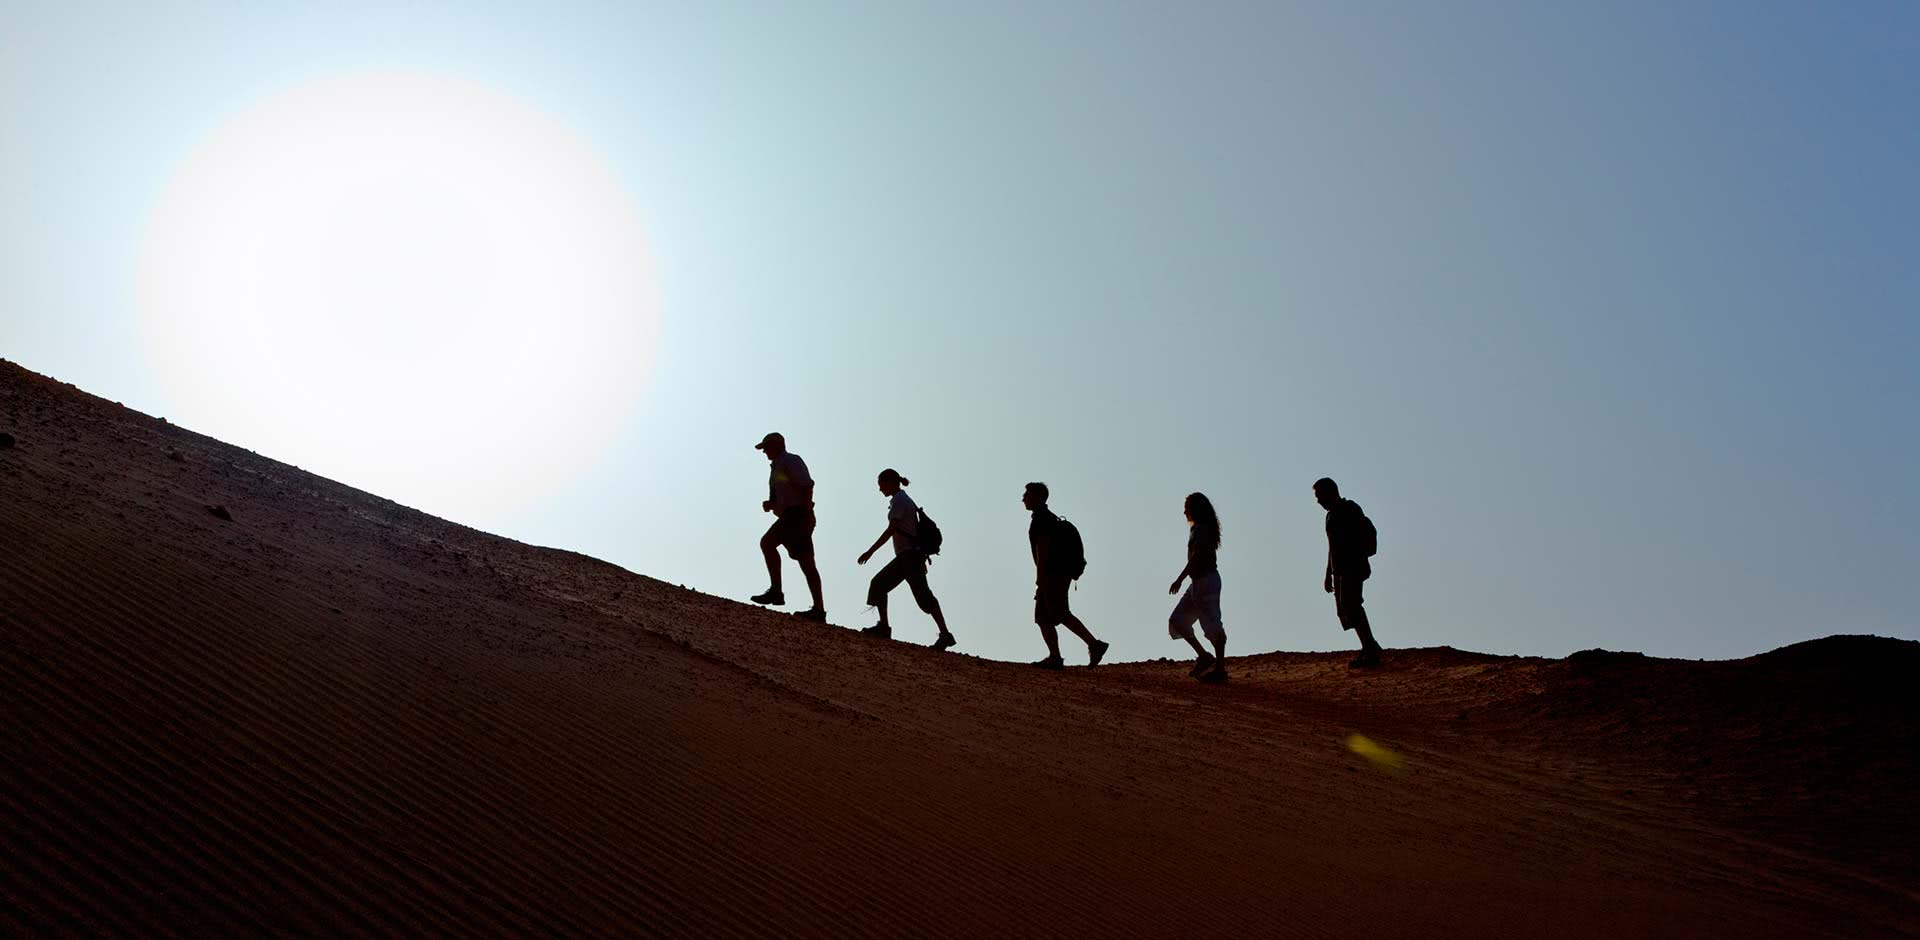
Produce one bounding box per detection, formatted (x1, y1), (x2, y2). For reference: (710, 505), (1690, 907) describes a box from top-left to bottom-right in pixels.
(3, 1), (1915, 664)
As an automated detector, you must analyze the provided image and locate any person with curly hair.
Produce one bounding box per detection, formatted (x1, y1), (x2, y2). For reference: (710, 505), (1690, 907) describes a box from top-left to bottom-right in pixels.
(1168, 492), (1227, 683)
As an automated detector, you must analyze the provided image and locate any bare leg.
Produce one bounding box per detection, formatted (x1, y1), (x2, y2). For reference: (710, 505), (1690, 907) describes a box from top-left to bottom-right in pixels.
(1351, 609), (1381, 655)
(873, 593), (889, 627)
(1060, 614), (1100, 651)
(1176, 630), (1206, 658)
(1210, 633), (1227, 663)
(797, 556), (824, 611)
(760, 532), (783, 592)
(925, 598), (948, 635)
(1038, 623), (1063, 659)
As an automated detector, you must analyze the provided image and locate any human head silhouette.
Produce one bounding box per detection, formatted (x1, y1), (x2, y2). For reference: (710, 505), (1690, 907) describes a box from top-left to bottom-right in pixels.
(1313, 477), (1340, 511)
(1185, 492), (1221, 547)
(1022, 481), (1049, 512)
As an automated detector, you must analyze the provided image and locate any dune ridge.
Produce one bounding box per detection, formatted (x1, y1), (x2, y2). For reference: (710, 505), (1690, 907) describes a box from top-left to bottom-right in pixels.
(3, 358), (1914, 938)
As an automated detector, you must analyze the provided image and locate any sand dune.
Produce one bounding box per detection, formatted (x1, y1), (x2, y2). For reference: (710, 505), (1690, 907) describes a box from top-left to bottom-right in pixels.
(2, 358), (1914, 938)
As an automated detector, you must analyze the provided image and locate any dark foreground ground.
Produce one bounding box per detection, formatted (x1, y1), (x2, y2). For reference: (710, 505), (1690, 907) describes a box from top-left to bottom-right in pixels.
(3, 359), (1915, 938)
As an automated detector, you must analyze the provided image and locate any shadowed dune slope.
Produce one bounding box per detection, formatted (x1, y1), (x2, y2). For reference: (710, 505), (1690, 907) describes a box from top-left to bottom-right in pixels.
(3, 359), (1915, 939)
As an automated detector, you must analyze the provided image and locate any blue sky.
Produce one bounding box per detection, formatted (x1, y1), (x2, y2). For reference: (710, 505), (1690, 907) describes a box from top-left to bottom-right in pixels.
(4, 2), (1915, 663)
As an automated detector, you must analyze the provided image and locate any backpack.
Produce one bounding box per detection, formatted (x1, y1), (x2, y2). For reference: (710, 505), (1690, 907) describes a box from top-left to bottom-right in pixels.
(1052, 517), (1088, 580)
(914, 508), (944, 556)
(1353, 502), (1378, 558)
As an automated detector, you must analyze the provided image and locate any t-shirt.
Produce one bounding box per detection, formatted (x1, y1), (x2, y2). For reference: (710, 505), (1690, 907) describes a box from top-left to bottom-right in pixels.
(1028, 507), (1059, 578)
(1325, 498), (1372, 577)
(888, 490), (920, 555)
(768, 452), (813, 514)
(1187, 527), (1219, 577)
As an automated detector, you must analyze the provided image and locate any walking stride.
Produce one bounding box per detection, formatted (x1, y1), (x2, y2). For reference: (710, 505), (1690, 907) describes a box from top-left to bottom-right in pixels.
(1168, 492), (1227, 683)
(1315, 477), (1382, 667)
(856, 469), (955, 650)
(1023, 482), (1108, 670)
(751, 432), (826, 622)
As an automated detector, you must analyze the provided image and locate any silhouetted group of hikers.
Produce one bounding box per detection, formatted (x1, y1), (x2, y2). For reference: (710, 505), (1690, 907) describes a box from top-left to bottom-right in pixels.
(747, 432), (1384, 683)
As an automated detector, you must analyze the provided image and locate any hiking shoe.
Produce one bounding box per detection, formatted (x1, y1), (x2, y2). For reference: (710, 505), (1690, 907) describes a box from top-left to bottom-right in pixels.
(1188, 653), (1217, 678)
(931, 632), (957, 652)
(1088, 639), (1110, 667)
(750, 589), (785, 606)
(1348, 651), (1382, 669)
(793, 607), (827, 623)
(859, 624), (891, 639)
(1197, 665), (1229, 684)
(1032, 656), (1065, 671)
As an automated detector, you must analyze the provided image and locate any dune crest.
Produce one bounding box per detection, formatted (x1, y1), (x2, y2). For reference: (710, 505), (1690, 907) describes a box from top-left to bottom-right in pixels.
(3, 359), (1914, 938)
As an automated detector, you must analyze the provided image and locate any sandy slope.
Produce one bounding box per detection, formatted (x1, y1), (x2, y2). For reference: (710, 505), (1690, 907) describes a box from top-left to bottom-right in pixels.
(2, 359), (1914, 939)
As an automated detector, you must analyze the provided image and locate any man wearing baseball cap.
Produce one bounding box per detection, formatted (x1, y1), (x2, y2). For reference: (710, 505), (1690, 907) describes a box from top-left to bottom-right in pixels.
(753, 432), (826, 622)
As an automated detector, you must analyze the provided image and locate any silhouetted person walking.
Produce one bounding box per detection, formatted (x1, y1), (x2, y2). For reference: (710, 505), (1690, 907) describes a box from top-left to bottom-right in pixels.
(1168, 492), (1227, 683)
(752, 432), (825, 622)
(1315, 477), (1381, 667)
(1023, 482), (1107, 670)
(856, 469), (955, 650)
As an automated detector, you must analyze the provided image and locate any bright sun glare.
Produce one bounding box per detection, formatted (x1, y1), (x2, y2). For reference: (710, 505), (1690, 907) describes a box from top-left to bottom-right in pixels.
(138, 69), (655, 522)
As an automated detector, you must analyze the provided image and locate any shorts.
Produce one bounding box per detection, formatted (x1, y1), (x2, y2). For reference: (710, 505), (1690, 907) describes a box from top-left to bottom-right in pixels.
(1169, 570), (1224, 644)
(867, 551), (937, 611)
(1332, 571), (1366, 629)
(1034, 575), (1073, 627)
(765, 508), (815, 560)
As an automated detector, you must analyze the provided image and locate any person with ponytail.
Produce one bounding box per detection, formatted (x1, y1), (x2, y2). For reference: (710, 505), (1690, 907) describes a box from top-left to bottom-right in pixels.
(856, 469), (956, 650)
(1168, 492), (1227, 683)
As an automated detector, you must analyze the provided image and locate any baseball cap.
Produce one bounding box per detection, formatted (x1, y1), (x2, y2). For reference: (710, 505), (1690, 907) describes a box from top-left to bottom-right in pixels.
(754, 432), (785, 451)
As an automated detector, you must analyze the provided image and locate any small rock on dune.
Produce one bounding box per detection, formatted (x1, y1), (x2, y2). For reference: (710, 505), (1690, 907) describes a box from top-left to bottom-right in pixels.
(206, 504), (233, 521)
(0, 432), (14, 449)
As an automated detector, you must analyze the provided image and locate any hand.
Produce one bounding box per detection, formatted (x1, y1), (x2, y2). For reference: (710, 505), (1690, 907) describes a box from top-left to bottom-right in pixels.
(1323, 574), (1334, 593)
(1169, 578), (1183, 595)
(762, 499), (773, 512)
(858, 551), (872, 566)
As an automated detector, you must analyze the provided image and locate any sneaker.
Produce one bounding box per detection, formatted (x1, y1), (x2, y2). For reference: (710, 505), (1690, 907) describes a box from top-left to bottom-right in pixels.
(1188, 653), (1217, 678)
(1088, 639), (1110, 667)
(1032, 656), (1065, 671)
(859, 623), (891, 639)
(750, 589), (785, 606)
(931, 632), (957, 652)
(793, 607), (827, 623)
(1348, 651), (1382, 669)
(1197, 665), (1229, 684)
